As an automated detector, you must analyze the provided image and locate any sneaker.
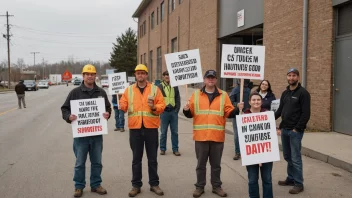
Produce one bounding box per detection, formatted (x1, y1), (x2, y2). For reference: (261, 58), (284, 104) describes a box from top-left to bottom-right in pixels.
(128, 187), (141, 197)
(114, 128), (120, 131)
(278, 179), (295, 186)
(212, 187), (227, 197)
(173, 151), (181, 156)
(91, 186), (107, 195)
(193, 188), (204, 198)
(120, 128), (125, 132)
(233, 153), (241, 160)
(24, 106), (26, 108)
(74, 189), (83, 197)
(289, 185), (304, 194)
(160, 151), (165, 155)
(150, 186), (164, 196)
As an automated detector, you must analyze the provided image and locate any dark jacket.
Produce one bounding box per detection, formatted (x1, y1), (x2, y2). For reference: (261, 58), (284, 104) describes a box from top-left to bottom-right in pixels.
(275, 83), (310, 131)
(15, 82), (26, 95)
(157, 81), (181, 113)
(112, 95), (119, 110)
(229, 84), (251, 112)
(244, 108), (267, 114)
(61, 82), (112, 124)
(258, 91), (276, 110)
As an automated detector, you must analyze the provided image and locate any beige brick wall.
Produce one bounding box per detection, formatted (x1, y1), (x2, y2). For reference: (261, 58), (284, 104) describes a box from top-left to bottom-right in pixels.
(137, 0), (218, 82)
(264, 0), (333, 131)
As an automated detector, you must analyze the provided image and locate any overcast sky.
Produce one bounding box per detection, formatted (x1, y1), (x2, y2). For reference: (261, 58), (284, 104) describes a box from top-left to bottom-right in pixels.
(0, 0), (140, 65)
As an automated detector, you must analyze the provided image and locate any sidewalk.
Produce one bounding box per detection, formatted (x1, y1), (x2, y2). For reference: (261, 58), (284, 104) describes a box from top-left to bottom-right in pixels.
(177, 85), (352, 173)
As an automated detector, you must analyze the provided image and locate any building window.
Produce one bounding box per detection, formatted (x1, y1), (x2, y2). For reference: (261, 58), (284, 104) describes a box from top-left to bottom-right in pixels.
(157, 47), (162, 79)
(157, 7), (159, 25)
(151, 12), (155, 29)
(179, 0), (182, 4)
(171, 37), (177, 53)
(149, 50), (153, 80)
(144, 53), (146, 65)
(169, 0), (175, 13)
(161, 2), (165, 22)
(140, 55), (143, 64)
(143, 21), (146, 36)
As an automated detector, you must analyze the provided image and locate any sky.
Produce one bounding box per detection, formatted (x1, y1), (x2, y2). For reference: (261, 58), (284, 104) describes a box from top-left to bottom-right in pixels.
(0, 0), (141, 65)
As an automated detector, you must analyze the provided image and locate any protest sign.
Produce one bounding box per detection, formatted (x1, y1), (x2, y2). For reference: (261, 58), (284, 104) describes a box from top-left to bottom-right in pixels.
(108, 72), (127, 95)
(128, 76), (136, 82)
(221, 44), (265, 80)
(70, 98), (108, 138)
(164, 49), (203, 87)
(271, 99), (280, 112)
(236, 111), (280, 166)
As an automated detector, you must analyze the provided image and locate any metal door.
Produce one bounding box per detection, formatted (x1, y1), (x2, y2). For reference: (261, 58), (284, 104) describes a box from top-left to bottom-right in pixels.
(333, 36), (352, 135)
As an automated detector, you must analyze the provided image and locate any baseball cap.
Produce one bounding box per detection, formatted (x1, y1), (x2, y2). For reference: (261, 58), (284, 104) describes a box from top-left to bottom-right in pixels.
(204, 70), (217, 78)
(287, 68), (299, 76)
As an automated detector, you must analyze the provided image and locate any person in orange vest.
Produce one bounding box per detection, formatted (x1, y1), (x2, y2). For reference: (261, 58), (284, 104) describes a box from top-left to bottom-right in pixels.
(119, 64), (166, 197)
(183, 70), (243, 198)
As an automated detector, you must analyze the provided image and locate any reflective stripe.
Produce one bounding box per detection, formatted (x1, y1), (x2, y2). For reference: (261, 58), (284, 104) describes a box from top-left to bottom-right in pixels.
(128, 83), (158, 117)
(193, 124), (225, 130)
(194, 90), (225, 116)
(128, 111), (158, 117)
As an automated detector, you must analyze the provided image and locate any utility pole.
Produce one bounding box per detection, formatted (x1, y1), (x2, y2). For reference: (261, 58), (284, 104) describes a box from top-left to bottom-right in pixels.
(42, 58), (45, 79)
(1, 11), (14, 89)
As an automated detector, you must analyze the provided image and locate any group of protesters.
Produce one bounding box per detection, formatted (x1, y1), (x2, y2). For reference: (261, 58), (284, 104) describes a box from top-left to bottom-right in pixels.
(61, 64), (310, 198)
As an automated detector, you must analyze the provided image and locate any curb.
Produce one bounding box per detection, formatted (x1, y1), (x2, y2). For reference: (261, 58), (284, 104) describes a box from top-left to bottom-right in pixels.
(178, 113), (352, 173)
(0, 90), (14, 94)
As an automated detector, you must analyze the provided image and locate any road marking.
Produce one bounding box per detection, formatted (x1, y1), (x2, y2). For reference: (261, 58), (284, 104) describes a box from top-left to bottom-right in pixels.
(0, 108), (17, 116)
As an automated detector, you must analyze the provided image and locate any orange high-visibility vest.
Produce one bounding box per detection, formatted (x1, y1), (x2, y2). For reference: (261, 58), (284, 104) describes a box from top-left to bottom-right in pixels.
(189, 88), (235, 142)
(120, 82), (166, 129)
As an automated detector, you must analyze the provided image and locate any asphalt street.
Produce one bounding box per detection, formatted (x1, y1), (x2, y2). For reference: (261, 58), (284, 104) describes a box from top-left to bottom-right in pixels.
(0, 85), (351, 198)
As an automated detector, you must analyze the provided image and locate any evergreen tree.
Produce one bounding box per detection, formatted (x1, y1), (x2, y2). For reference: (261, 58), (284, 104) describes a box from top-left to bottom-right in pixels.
(109, 27), (137, 76)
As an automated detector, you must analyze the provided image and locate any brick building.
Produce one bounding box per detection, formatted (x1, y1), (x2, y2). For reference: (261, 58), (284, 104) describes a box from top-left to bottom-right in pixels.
(132, 0), (352, 135)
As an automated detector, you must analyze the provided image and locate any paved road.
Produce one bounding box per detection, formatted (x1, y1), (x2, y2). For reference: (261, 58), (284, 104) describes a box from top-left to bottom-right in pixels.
(0, 85), (351, 198)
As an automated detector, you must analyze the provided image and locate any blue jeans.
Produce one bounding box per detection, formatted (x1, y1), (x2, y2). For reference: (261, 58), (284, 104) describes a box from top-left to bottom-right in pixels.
(73, 135), (103, 189)
(160, 111), (179, 152)
(246, 162), (273, 198)
(281, 129), (304, 186)
(232, 118), (240, 154)
(114, 108), (125, 129)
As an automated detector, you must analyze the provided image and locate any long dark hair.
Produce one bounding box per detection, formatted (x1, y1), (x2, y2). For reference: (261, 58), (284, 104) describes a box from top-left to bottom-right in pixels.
(256, 80), (273, 93)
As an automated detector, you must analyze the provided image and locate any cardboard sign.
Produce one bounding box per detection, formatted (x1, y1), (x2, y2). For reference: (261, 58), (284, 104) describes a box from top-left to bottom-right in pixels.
(164, 49), (203, 87)
(236, 111), (280, 166)
(108, 72), (127, 95)
(70, 98), (108, 138)
(221, 44), (265, 80)
(271, 99), (280, 112)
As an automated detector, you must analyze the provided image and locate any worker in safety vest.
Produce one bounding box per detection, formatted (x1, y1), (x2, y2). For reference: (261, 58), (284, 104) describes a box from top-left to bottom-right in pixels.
(157, 70), (181, 156)
(119, 64), (166, 197)
(183, 70), (243, 198)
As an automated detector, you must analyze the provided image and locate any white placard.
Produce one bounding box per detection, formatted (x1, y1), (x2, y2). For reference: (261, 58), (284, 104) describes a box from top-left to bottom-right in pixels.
(271, 99), (280, 112)
(70, 98), (108, 138)
(236, 111), (280, 166)
(237, 9), (244, 27)
(128, 76), (136, 82)
(108, 72), (127, 95)
(164, 49), (203, 87)
(221, 44), (265, 80)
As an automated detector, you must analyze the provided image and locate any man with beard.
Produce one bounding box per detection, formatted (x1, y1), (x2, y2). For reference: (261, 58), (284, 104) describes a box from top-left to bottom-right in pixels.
(119, 64), (166, 197)
(275, 68), (311, 195)
(61, 64), (111, 197)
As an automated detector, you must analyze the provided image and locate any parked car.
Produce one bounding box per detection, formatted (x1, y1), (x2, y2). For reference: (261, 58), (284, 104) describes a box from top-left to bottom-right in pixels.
(73, 79), (82, 85)
(23, 80), (38, 91)
(38, 80), (49, 89)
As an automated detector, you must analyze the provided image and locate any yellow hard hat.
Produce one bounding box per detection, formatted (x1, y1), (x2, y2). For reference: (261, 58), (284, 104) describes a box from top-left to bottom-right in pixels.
(135, 64), (148, 73)
(82, 64), (97, 74)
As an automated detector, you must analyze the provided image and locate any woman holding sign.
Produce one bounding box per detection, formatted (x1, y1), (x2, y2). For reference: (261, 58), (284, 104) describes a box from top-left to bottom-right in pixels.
(242, 92), (273, 198)
(255, 80), (276, 110)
